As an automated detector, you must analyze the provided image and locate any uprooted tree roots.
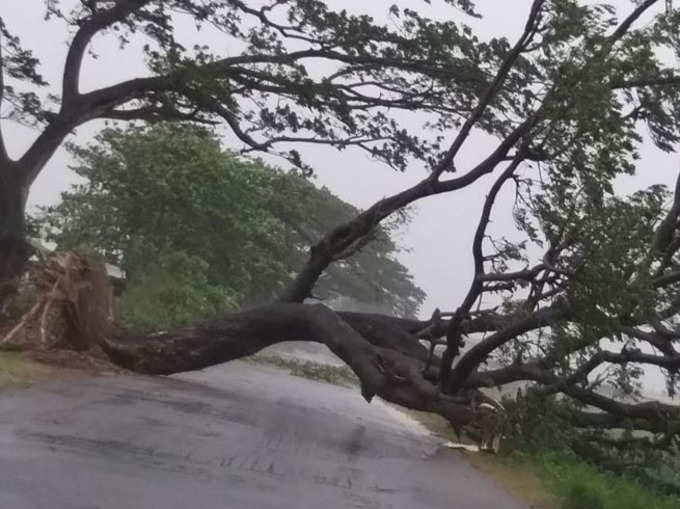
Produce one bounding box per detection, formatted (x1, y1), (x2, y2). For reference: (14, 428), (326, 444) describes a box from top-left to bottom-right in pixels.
(1, 252), (113, 352)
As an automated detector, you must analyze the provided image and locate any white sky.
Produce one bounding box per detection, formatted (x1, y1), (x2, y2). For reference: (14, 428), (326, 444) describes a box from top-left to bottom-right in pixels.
(3, 1), (679, 392)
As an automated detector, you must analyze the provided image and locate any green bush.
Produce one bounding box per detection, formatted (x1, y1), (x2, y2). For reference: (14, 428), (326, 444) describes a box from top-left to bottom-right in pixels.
(116, 251), (237, 330)
(563, 481), (605, 509)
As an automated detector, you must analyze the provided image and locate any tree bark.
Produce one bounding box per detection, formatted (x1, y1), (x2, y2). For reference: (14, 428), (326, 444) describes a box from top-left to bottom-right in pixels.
(0, 167), (30, 315)
(102, 303), (475, 427)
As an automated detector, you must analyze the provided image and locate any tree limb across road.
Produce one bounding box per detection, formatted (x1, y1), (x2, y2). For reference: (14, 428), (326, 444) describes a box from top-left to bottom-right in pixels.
(3, 0), (680, 463)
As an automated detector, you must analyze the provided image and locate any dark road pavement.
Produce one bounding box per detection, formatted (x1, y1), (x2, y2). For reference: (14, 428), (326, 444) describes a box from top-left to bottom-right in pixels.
(0, 361), (527, 509)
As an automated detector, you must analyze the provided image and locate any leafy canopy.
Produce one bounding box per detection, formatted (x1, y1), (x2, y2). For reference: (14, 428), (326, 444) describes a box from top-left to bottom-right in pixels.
(34, 124), (425, 318)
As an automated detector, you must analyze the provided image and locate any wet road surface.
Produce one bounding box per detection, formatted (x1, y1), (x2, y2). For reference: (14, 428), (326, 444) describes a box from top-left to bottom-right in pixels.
(0, 361), (526, 509)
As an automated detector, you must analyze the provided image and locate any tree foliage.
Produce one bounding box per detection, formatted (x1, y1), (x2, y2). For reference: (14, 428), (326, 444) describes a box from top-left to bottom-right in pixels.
(35, 124), (425, 317)
(115, 250), (238, 329)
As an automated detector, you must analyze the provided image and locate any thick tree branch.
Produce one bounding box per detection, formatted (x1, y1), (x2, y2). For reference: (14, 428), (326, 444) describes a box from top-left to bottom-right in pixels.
(18, 118), (79, 185)
(431, 0), (546, 177)
(600, 349), (680, 370)
(623, 327), (678, 357)
(610, 0), (660, 43)
(279, 118), (534, 304)
(566, 385), (680, 431)
(652, 270), (680, 288)
(653, 171), (680, 254)
(337, 311), (434, 364)
(62, 0), (152, 104)
(466, 359), (680, 434)
(66, 42), (469, 132)
(568, 408), (677, 435)
(448, 305), (568, 389)
(103, 303), (475, 426)
(465, 361), (546, 389)
(440, 154), (527, 388)
(634, 170), (680, 280)
(101, 105), (214, 124)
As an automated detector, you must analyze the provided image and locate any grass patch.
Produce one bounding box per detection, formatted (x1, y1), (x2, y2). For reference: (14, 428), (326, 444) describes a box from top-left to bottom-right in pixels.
(0, 351), (55, 389)
(518, 450), (680, 509)
(246, 354), (359, 388)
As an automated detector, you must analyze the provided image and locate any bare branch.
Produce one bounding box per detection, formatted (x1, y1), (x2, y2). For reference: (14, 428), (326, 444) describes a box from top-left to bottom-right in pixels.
(440, 153), (526, 386)
(431, 0), (546, 177)
(449, 305), (568, 389)
(623, 327), (678, 357)
(62, 0), (153, 103)
(653, 171), (680, 255)
(101, 106), (215, 124)
(610, 0), (660, 44)
(600, 349), (680, 370)
(612, 74), (680, 90)
(278, 121), (532, 303)
(652, 270), (680, 288)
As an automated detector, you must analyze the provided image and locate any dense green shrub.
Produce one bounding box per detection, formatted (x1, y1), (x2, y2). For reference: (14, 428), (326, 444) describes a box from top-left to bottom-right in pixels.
(115, 251), (237, 330)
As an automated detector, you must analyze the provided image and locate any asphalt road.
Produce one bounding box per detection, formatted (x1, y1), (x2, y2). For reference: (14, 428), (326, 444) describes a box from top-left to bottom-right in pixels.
(0, 361), (527, 509)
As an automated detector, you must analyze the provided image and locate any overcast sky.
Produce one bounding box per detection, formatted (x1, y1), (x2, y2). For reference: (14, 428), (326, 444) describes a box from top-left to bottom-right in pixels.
(3, 1), (677, 326)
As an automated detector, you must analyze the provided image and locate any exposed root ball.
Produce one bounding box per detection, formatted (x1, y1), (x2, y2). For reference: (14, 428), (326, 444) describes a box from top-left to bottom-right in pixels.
(1, 252), (113, 351)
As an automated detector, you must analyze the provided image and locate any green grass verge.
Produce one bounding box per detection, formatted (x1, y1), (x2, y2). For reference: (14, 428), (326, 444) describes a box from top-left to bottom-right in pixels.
(516, 450), (680, 509)
(245, 353), (359, 388)
(0, 350), (54, 389)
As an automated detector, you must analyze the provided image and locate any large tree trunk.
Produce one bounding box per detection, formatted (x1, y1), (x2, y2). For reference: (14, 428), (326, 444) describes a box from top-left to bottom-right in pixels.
(0, 169), (30, 316)
(102, 303), (476, 427)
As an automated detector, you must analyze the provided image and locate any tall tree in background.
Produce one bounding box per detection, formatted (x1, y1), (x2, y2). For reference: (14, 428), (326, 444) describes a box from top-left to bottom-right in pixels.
(3, 0), (680, 474)
(35, 124), (425, 318)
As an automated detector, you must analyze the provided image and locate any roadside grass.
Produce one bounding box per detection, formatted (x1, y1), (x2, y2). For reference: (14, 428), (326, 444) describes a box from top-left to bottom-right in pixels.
(0, 348), (55, 389)
(403, 407), (680, 509)
(245, 353), (359, 388)
(517, 450), (680, 509)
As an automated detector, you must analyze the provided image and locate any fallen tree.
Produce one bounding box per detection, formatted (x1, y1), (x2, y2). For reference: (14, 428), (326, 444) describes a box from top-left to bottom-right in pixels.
(4, 0), (680, 462)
